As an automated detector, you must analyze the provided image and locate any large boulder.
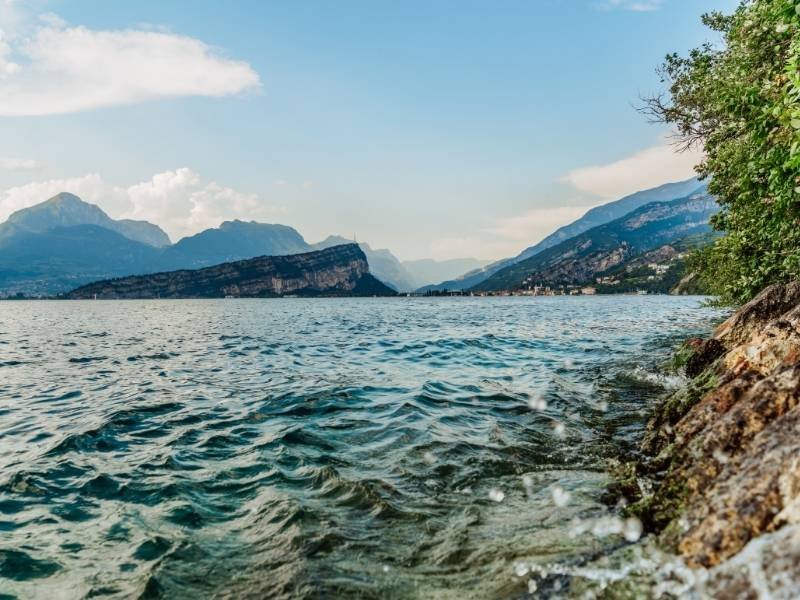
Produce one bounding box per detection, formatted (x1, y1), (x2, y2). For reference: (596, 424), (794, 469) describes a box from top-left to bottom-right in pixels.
(636, 281), (800, 571)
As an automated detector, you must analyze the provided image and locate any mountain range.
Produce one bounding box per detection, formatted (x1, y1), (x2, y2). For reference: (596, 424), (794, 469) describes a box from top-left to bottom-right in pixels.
(0, 193), (482, 295)
(473, 188), (717, 291)
(0, 178), (717, 297)
(401, 258), (491, 290)
(419, 177), (705, 292)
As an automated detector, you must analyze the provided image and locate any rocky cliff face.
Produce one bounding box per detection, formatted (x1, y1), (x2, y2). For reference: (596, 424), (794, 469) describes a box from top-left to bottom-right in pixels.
(65, 244), (396, 299)
(627, 281), (800, 595)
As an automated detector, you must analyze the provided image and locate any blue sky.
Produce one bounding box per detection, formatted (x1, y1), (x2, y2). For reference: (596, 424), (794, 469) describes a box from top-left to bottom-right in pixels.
(0, 0), (736, 260)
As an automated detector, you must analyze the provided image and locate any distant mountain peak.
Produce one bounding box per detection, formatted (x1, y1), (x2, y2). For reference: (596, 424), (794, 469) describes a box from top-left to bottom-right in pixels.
(4, 192), (171, 248)
(47, 192), (83, 203)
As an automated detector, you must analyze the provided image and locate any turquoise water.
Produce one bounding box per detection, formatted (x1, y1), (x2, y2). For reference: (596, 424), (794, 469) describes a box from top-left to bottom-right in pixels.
(0, 297), (719, 598)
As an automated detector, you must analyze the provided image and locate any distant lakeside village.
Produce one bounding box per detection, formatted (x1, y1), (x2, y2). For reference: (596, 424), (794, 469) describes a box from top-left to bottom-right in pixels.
(418, 255), (686, 297)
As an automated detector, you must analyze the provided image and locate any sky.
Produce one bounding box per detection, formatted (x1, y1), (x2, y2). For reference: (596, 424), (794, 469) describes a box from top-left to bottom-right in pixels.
(0, 0), (736, 261)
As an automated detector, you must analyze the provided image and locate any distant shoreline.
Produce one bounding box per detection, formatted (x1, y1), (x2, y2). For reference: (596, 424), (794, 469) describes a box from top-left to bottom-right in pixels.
(1, 293), (711, 301)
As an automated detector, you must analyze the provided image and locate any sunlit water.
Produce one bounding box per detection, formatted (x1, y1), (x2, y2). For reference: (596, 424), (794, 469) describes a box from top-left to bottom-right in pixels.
(0, 297), (721, 599)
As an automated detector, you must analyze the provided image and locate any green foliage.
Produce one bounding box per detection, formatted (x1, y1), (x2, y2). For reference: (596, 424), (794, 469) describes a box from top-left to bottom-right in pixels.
(644, 0), (800, 305)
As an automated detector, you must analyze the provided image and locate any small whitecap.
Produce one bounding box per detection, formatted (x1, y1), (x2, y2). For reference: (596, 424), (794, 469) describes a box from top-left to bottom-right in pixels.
(551, 485), (571, 507)
(563, 358), (575, 370)
(460, 486), (473, 495)
(591, 516), (623, 538)
(569, 517), (588, 538)
(521, 474), (534, 497)
(423, 451), (437, 465)
(528, 579), (538, 593)
(489, 488), (505, 502)
(528, 395), (548, 411)
(514, 562), (529, 577)
(552, 422), (566, 439)
(382, 565), (390, 573)
(596, 400), (608, 412)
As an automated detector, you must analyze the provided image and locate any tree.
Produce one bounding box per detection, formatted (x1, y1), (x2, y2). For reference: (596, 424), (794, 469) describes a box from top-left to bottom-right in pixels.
(643, 0), (800, 305)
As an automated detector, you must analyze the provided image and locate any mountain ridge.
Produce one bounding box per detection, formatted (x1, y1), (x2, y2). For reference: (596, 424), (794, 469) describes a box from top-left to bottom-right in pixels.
(474, 190), (718, 292)
(401, 258), (490, 290)
(65, 244), (395, 299)
(418, 177), (704, 292)
(312, 235), (418, 292)
(3, 193), (171, 248)
(510, 178), (704, 263)
(159, 220), (311, 271)
(0, 194), (467, 294)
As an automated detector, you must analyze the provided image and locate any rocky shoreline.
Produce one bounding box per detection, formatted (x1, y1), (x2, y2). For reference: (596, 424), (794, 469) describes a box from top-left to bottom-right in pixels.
(607, 281), (800, 596)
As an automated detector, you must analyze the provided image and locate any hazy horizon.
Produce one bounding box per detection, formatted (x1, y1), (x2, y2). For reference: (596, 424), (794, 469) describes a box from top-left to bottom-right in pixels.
(0, 0), (734, 261)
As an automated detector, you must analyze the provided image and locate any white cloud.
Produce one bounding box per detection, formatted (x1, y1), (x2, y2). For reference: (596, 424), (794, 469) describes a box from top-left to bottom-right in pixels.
(125, 169), (286, 239)
(0, 14), (260, 116)
(0, 1), (29, 34)
(0, 173), (124, 217)
(430, 204), (594, 261)
(0, 168), (285, 241)
(560, 142), (703, 199)
(0, 29), (19, 77)
(596, 0), (664, 11)
(0, 155), (40, 170)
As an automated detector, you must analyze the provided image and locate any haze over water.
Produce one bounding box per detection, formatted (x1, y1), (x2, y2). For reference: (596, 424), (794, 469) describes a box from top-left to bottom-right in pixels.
(0, 297), (721, 598)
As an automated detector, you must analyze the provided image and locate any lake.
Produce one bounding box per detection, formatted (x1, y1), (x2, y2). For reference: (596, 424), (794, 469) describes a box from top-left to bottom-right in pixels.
(0, 296), (721, 598)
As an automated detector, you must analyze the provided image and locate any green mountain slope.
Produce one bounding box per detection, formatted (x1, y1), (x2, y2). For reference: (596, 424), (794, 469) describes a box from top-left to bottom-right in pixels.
(473, 191), (718, 292)
(0, 225), (161, 295)
(419, 178), (704, 292)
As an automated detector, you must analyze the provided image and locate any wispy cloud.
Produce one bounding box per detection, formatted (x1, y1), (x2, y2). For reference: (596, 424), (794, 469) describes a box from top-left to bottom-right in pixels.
(434, 138), (700, 260)
(560, 140), (702, 199)
(0, 155), (40, 170)
(430, 204), (593, 261)
(0, 168), (286, 240)
(595, 0), (664, 12)
(0, 11), (260, 116)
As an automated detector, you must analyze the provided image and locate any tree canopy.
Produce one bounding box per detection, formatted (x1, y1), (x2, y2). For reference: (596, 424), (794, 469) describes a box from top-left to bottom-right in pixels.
(644, 0), (800, 304)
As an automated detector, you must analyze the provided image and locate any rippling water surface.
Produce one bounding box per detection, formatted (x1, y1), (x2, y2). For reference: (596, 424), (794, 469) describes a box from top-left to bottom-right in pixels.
(0, 297), (721, 598)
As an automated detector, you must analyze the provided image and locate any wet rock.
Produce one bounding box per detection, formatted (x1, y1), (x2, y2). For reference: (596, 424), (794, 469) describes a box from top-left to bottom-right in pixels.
(678, 400), (800, 567)
(636, 280), (800, 577)
(684, 338), (725, 379)
(713, 280), (800, 347)
(704, 524), (800, 599)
